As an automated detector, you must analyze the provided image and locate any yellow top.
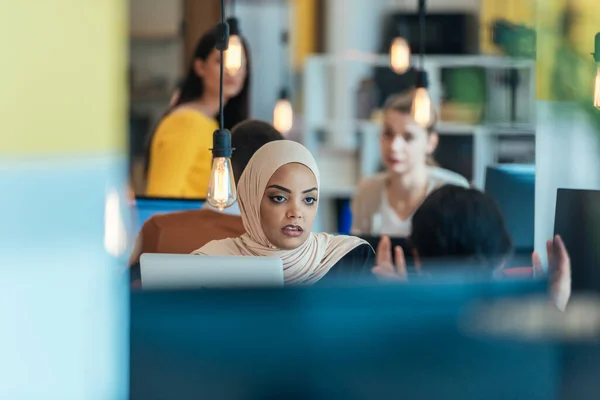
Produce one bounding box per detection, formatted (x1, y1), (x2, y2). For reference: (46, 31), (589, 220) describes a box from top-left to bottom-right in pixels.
(146, 110), (218, 198)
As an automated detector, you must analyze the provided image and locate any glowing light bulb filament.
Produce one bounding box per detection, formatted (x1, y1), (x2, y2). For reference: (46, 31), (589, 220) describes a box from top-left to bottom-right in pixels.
(207, 157), (237, 210)
(213, 162), (228, 204)
(412, 87), (432, 128)
(225, 35), (243, 75)
(390, 37), (410, 74)
(273, 98), (293, 134)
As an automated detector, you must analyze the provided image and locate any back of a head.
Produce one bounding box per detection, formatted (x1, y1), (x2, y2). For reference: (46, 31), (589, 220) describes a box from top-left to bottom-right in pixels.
(230, 120), (284, 183)
(410, 185), (513, 270)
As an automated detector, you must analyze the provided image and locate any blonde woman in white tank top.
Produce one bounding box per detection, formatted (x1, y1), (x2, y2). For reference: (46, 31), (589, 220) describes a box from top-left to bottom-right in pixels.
(351, 90), (469, 236)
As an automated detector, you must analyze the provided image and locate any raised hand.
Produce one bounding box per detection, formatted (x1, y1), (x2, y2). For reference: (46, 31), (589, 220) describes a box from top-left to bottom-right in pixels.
(532, 235), (571, 311)
(371, 236), (408, 281)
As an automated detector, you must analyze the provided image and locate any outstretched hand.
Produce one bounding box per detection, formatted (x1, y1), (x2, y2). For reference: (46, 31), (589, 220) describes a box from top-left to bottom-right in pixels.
(371, 236), (408, 281)
(532, 235), (571, 311)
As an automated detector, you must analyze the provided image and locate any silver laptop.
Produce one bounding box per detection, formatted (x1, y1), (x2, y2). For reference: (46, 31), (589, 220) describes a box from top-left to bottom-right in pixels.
(140, 253), (284, 289)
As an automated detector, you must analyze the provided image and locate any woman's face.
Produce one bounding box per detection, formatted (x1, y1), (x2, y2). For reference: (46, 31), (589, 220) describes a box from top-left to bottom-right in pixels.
(380, 110), (438, 175)
(195, 47), (247, 100)
(259, 163), (318, 250)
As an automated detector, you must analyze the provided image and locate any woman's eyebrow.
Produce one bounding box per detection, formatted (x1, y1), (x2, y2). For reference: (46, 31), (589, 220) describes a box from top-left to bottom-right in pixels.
(302, 187), (318, 194)
(266, 184), (291, 193)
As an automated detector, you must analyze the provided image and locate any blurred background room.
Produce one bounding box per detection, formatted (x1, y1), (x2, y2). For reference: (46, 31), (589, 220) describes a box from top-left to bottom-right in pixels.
(128, 0), (540, 236)
(3, 0), (600, 398)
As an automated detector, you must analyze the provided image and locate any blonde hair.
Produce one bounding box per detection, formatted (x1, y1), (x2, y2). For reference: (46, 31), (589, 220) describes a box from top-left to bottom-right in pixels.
(382, 90), (438, 166)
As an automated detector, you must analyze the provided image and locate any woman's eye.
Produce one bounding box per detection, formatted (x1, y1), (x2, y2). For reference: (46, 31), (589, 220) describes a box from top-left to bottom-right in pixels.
(269, 195), (286, 204)
(404, 134), (414, 142)
(304, 197), (317, 205)
(383, 130), (394, 139)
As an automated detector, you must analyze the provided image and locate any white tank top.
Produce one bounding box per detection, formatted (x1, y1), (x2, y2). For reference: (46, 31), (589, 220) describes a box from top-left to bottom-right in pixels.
(372, 180), (436, 237)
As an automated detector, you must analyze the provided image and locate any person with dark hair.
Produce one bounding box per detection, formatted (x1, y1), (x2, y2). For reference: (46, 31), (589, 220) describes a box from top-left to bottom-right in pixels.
(372, 185), (572, 311)
(145, 22), (251, 198)
(410, 185), (513, 271)
(129, 120), (282, 266)
(351, 90), (469, 237)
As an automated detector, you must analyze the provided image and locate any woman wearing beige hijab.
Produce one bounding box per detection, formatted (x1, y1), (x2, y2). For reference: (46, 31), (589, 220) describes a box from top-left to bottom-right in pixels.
(193, 140), (375, 285)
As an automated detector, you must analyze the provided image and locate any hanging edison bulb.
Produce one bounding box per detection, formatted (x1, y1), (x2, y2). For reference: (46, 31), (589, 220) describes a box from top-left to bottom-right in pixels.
(273, 90), (293, 134)
(207, 17), (237, 210)
(225, 34), (243, 75)
(411, 87), (432, 127)
(595, 65), (600, 110)
(411, 71), (433, 128)
(207, 128), (237, 210)
(389, 37), (410, 74)
(207, 155), (237, 210)
(224, 18), (244, 76)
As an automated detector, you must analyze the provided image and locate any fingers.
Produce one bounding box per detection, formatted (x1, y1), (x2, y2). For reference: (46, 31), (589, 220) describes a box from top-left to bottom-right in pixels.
(549, 235), (571, 279)
(412, 247), (422, 274)
(551, 234), (571, 289)
(553, 235), (570, 265)
(376, 236), (392, 268)
(546, 239), (553, 269)
(395, 246), (407, 279)
(532, 250), (544, 278)
(549, 235), (572, 312)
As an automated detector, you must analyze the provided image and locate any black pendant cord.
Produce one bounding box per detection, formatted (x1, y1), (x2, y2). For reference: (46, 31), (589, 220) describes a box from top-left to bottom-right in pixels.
(212, 0), (232, 158)
(280, 1), (289, 99)
(418, 0), (426, 84)
(219, 0), (226, 130)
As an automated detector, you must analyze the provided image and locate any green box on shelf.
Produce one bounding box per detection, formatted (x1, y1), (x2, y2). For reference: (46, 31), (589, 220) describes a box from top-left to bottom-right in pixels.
(442, 67), (486, 104)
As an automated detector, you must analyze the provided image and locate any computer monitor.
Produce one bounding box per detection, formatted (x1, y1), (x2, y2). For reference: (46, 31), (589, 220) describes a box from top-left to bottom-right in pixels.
(130, 281), (556, 400)
(485, 164), (535, 266)
(133, 196), (205, 231)
(554, 188), (600, 294)
(140, 254), (284, 289)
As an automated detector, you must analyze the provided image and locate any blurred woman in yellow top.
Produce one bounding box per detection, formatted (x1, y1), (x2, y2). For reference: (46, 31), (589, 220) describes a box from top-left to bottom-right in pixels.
(145, 23), (250, 198)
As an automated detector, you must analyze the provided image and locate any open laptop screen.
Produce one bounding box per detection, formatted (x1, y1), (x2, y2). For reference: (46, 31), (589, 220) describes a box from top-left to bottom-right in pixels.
(554, 188), (600, 294)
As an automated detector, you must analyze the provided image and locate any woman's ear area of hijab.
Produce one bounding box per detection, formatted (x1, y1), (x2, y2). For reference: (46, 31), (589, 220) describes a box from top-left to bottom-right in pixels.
(259, 162), (319, 250)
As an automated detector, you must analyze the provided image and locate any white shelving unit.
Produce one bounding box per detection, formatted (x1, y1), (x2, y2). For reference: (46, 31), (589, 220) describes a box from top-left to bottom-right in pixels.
(302, 53), (536, 233)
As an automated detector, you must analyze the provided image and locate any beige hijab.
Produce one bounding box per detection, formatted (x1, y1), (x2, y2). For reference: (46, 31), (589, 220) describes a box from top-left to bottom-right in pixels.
(193, 140), (367, 285)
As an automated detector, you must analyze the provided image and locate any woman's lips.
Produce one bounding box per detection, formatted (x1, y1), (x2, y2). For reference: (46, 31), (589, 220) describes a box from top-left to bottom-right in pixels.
(281, 225), (303, 237)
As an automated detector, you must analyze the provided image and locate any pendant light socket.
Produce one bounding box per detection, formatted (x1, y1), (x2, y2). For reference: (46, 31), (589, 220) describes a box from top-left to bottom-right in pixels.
(215, 21), (230, 51)
(211, 129), (233, 158)
(415, 69), (429, 89)
(227, 17), (241, 36)
(278, 88), (289, 100)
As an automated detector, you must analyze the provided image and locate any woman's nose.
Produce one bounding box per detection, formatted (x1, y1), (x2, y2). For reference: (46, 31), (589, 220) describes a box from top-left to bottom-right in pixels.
(286, 203), (303, 219)
(391, 136), (407, 151)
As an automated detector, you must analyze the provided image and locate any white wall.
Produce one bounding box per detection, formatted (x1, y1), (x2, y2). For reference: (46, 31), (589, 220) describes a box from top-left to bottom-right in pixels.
(237, 3), (290, 122)
(535, 101), (600, 265)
